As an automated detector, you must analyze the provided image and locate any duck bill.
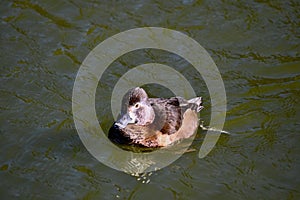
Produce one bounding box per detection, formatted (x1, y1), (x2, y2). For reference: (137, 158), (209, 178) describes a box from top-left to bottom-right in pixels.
(115, 113), (135, 129)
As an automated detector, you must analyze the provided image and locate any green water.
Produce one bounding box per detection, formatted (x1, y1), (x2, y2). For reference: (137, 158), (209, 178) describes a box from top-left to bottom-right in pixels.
(1, 0), (300, 199)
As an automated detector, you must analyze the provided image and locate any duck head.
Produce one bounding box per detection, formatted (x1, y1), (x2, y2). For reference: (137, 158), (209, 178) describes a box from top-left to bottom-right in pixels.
(115, 87), (155, 128)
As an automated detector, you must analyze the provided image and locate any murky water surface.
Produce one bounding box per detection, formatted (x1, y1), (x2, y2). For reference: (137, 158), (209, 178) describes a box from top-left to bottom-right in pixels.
(1, 0), (300, 199)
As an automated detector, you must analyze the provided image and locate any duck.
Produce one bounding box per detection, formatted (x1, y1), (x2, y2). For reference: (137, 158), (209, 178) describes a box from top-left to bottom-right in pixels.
(108, 87), (203, 148)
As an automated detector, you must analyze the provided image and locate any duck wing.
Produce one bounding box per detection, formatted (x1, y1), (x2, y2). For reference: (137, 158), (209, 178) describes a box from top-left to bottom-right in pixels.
(148, 97), (182, 135)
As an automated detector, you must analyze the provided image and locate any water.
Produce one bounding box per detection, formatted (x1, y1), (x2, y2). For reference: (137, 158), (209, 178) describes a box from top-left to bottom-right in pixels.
(1, 0), (300, 199)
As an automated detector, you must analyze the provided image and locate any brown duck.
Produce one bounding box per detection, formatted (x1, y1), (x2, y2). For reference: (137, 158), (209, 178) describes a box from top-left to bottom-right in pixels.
(108, 87), (203, 147)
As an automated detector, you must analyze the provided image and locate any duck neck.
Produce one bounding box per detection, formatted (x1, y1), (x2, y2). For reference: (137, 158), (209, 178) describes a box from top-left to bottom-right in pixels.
(142, 106), (155, 125)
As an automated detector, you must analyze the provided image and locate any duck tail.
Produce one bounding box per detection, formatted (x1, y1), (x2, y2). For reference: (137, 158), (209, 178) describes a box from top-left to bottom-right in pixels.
(187, 97), (203, 112)
(177, 96), (204, 113)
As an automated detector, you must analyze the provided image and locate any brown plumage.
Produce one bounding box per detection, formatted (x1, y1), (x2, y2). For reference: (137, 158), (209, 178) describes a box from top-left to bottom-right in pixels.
(108, 87), (203, 147)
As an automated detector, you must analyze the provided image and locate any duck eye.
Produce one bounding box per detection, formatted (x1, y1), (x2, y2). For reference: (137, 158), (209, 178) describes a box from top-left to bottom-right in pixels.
(135, 103), (139, 108)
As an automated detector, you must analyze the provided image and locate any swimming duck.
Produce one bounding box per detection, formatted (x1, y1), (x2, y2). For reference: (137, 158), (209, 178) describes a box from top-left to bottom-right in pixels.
(108, 87), (203, 148)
